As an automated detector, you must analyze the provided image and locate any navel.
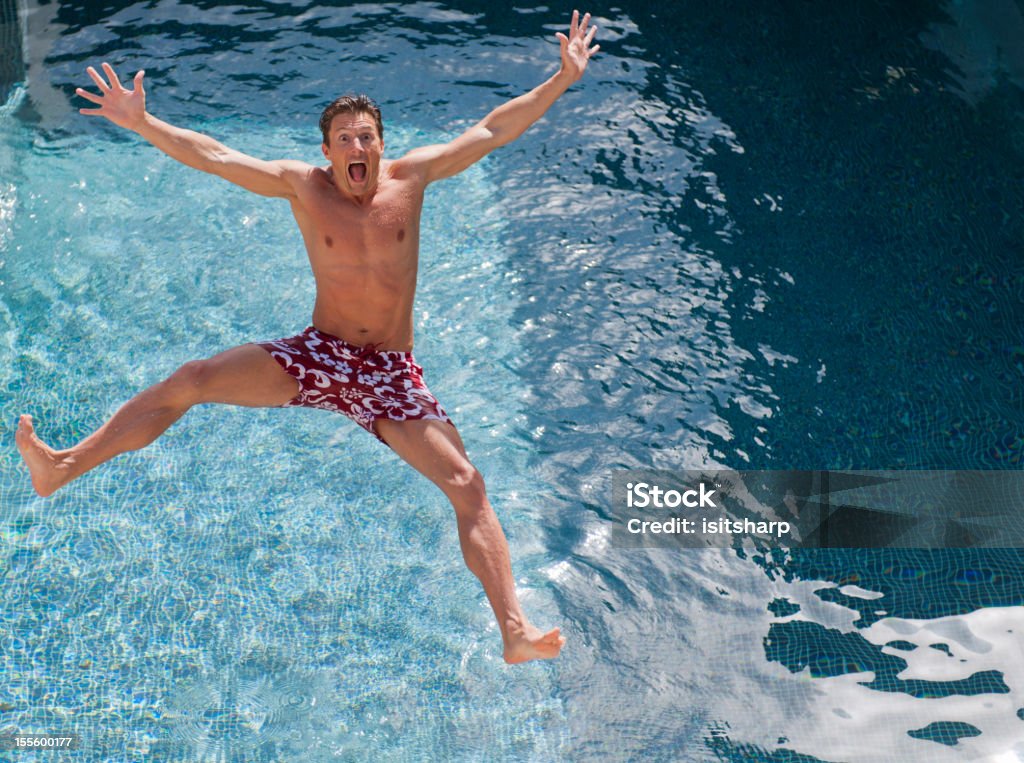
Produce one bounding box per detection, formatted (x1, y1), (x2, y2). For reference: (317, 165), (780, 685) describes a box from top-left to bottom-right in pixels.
(324, 235), (333, 247)
(397, 229), (405, 242)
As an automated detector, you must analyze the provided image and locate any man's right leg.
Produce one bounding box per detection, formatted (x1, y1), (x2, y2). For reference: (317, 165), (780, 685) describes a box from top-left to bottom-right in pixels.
(15, 344), (299, 497)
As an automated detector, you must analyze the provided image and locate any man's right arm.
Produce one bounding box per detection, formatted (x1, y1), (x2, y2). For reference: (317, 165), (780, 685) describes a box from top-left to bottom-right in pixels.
(132, 113), (304, 198)
(77, 63), (304, 199)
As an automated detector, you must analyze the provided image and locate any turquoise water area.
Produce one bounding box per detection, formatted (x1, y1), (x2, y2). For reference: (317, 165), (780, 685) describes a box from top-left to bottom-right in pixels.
(1, 1), (1023, 761)
(1, 117), (565, 759)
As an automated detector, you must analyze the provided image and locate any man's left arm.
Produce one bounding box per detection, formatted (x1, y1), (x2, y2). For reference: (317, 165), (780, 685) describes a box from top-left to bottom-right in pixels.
(403, 10), (599, 184)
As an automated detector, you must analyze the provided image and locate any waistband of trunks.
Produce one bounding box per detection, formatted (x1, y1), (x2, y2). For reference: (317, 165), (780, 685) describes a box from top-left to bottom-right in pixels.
(304, 326), (414, 360)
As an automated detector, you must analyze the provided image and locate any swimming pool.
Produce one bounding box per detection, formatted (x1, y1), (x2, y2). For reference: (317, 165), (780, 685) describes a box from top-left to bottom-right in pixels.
(1, 1), (1022, 760)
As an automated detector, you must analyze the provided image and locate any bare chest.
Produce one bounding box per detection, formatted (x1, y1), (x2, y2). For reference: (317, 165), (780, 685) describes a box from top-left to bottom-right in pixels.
(301, 178), (422, 259)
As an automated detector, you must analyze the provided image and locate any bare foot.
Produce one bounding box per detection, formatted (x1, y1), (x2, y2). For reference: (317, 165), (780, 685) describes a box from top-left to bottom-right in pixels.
(15, 415), (71, 497)
(503, 621), (566, 664)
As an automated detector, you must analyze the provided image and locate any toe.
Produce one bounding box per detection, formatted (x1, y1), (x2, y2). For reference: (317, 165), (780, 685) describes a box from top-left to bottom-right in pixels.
(541, 628), (562, 644)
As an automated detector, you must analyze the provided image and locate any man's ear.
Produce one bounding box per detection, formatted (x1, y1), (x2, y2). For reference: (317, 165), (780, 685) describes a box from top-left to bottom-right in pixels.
(321, 142), (329, 159)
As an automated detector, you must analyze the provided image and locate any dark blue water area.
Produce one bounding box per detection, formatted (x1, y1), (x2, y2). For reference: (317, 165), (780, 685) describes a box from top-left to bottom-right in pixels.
(2, 0), (1023, 761)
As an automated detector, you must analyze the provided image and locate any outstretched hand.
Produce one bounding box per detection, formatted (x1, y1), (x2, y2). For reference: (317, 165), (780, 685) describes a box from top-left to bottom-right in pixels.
(556, 10), (599, 82)
(75, 63), (147, 131)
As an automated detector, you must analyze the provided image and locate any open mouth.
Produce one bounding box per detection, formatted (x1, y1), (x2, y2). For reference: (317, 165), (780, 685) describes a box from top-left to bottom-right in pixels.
(348, 162), (367, 183)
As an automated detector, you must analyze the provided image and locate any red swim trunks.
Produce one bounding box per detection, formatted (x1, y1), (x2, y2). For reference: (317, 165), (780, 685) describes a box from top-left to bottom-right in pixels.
(256, 326), (452, 445)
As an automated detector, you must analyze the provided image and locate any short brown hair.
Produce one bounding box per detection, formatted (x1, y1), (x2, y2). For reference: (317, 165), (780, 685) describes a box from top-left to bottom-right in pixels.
(319, 94), (383, 145)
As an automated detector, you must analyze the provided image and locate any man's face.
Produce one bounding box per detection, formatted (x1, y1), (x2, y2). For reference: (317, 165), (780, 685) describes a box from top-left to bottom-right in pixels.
(322, 112), (384, 195)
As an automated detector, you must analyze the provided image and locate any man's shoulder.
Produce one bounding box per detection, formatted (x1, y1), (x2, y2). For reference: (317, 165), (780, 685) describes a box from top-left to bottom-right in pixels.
(387, 149), (438, 179)
(274, 159), (321, 181)
(277, 162), (339, 198)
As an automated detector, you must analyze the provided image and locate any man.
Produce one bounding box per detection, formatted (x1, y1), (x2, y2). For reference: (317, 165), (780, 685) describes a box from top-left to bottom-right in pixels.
(16, 11), (598, 663)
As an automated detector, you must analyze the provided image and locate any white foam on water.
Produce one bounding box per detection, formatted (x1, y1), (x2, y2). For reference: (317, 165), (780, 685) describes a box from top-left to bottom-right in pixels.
(758, 594), (1024, 761)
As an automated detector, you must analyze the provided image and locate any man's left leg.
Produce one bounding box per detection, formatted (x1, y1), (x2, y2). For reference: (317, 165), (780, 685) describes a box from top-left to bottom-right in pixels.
(375, 418), (565, 664)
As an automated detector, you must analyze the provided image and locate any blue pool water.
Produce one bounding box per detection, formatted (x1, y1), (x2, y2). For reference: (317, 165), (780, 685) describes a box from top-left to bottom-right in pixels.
(1, 1), (1022, 761)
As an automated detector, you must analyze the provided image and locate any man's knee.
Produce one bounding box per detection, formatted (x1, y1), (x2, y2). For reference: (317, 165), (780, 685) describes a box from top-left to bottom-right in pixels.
(160, 359), (214, 407)
(443, 463), (488, 510)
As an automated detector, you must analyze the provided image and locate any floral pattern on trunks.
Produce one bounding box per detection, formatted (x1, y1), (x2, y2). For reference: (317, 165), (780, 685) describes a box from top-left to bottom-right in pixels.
(257, 326), (452, 443)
